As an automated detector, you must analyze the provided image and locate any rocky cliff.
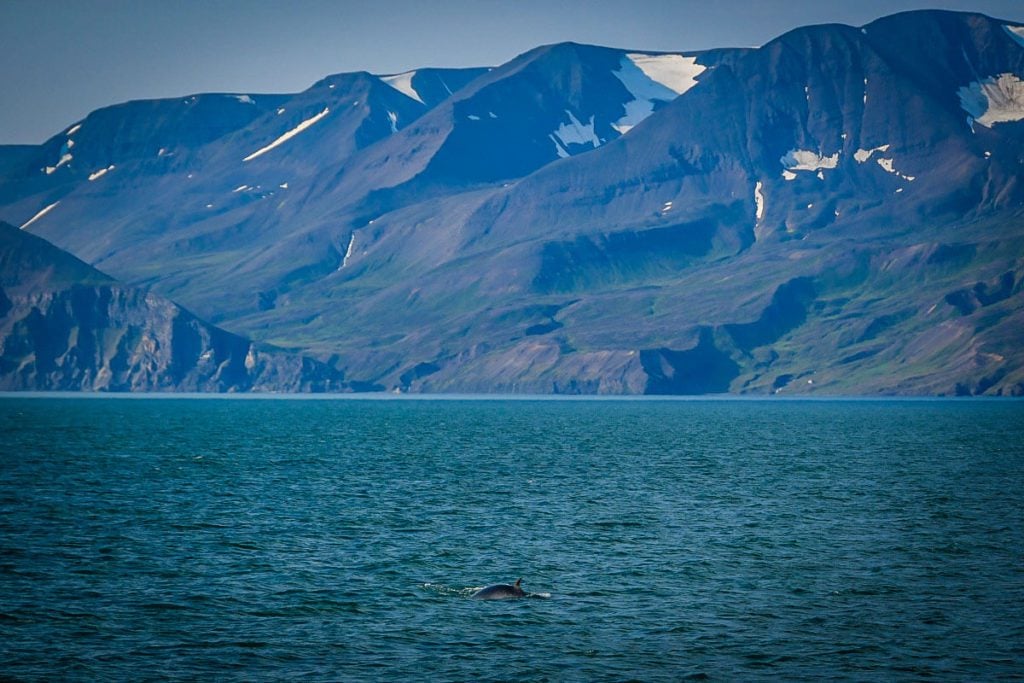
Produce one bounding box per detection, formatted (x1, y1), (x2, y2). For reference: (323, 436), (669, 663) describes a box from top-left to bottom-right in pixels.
(0, 223), (356, 391)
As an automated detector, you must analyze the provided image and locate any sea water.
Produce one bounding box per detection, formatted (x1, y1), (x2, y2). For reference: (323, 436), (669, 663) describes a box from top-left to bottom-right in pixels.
(1, 397), (1022, 680)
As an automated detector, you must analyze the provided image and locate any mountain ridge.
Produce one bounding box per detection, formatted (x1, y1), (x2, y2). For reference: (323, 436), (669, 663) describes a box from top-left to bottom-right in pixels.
(1, 9), (1022, 395)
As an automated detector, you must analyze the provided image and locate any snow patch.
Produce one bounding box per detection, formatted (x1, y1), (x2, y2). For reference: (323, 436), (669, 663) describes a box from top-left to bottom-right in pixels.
(381, 71), (424, 104)
(277, 107), (286, 115)
(854, 144), (889, 163)
(662, 200), (673, 213)
(387, 110), (398, 133)
(88, 164), (115, 181)
(958, 73), (1024, 127)
(754, 181), (765, 221)
(984, 150), (992, 158)
(876, 157), (915, 181)
(549, 134), (570, 159)
(279, 182), (288, 189)
(45, 153), (73, 174)
(552, 111), (600, 151)
(20, 201), (59, 230)
(612, 53), (704, 134)
(233, 185), (250, 193)
(467, 114), (481, 121)
(66, 123), (82, 136)
(488, 111), (497, 119)
(622, 53), (704, 96)
(243, 107), (330, 161)
(612, 98), (655, 134)
(233, 95), (255, 104)
(1004, 25), (1024, 48)
(780, 149), (839, 172)
(341, 233), (357, 269)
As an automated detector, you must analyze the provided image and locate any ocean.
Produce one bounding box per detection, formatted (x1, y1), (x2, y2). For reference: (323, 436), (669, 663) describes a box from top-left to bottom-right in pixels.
(1, 396), (1022, 680)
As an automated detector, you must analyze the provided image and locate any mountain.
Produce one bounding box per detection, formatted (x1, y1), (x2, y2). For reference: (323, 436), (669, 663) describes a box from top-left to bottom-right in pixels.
(2, 45), (732, 325)
(1, 10), (1022, 395)
(0, 222), (359, 392)
(1, 66), (487, 203)
(0, 66), (488, 308)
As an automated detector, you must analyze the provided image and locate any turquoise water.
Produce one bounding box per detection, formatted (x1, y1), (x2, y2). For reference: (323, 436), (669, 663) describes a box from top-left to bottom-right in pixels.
(1, 397), (1023, 680)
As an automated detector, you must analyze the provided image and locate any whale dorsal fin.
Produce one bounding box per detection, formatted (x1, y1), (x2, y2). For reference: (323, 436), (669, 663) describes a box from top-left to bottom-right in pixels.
(515, 578), (522, 588)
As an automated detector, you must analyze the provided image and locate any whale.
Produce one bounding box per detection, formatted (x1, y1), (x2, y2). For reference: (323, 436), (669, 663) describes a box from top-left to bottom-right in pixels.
(471, 578), (527, 600)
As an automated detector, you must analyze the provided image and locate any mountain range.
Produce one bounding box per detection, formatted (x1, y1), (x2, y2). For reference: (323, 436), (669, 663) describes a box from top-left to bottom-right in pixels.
(2, 9), (1022, 395)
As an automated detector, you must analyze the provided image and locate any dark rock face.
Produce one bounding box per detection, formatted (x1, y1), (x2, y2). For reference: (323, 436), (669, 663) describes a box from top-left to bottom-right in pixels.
(641, 329), (740, 394)
(945, 271), (1020, 315)
(1, 10), (1024, 395)
(725, 278), (816, 351)
(0, 224), (353, 392)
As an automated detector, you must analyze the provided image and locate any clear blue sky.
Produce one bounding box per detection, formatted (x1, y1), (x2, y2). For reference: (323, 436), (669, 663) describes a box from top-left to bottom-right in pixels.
(2, 0), (1023, 144)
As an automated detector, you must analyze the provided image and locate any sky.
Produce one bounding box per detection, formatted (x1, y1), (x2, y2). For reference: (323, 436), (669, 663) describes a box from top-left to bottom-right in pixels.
(2, 0), (1024, 144)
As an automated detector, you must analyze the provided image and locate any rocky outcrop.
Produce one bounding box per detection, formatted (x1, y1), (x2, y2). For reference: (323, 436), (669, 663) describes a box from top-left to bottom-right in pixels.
(0, 223), (354, 392)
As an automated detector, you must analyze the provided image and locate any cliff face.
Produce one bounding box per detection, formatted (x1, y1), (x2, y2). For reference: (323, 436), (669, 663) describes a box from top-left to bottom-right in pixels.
(0, 223), (354, 392)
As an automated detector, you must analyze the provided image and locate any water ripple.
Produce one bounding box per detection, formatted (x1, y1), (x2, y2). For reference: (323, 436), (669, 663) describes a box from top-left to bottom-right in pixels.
(1, 398), (1023, 680)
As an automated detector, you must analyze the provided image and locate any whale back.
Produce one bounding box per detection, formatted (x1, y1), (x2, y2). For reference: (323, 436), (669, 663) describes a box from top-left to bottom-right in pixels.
(471, 578), (526, 600)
